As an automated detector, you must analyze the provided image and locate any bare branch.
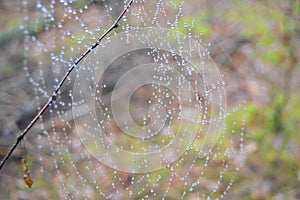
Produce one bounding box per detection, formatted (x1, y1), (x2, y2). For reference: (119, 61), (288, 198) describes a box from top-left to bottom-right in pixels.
(0, 0), (134, 170)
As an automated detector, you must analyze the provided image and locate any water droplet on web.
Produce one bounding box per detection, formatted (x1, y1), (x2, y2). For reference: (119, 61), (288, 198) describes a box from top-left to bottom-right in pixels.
(14, 0), (247, 199)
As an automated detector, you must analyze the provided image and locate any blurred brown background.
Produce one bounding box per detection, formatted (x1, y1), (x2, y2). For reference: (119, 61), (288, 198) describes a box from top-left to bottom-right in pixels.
(0, 0), (299, 199)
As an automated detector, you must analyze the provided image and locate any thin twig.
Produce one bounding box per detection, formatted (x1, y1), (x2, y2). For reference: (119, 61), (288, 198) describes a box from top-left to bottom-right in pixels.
(0, 0), (134, 170)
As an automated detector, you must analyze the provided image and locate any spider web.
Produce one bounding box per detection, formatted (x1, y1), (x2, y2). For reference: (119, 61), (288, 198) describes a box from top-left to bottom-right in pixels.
(3, 0), (246, 199)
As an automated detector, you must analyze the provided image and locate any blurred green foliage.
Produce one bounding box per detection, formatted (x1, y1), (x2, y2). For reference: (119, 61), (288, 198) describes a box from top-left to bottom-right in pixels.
(0, 0), (299, 199)
(175, 0), (300, 198)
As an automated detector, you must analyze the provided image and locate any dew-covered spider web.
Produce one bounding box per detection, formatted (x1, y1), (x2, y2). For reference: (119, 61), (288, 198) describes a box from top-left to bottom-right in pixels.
(7, 0), (246, 199)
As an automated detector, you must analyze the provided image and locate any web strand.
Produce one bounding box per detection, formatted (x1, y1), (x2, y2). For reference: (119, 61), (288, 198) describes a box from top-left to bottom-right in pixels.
(0, 0), (134, 171)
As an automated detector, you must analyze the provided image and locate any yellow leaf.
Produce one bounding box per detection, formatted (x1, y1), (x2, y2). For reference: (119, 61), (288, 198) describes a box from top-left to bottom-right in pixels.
(23, 170), (33, 188)
(21, 158), (33, 188)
